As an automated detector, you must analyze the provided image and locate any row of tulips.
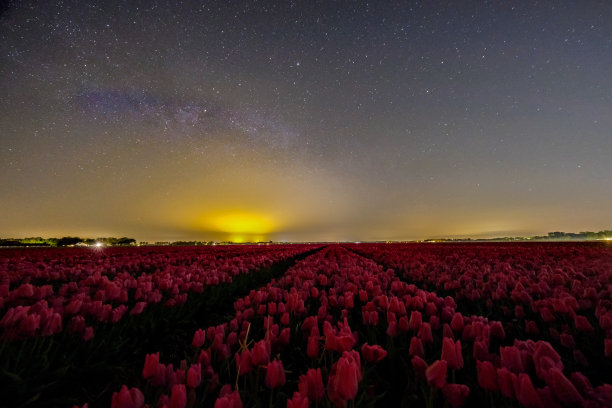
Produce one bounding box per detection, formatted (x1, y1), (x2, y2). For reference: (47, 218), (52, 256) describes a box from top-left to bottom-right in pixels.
(347, 243), (612, 376)
(0, 245), (318, 341)
(105, 244), (612, 407)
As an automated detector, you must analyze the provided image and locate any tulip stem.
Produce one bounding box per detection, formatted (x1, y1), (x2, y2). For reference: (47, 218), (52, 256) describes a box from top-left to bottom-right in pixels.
(269, 387), (274, 408)
(427, 386), (435, 408)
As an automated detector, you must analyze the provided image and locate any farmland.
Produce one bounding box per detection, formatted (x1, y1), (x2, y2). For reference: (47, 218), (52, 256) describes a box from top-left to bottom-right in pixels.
(1, 243), (611, 407)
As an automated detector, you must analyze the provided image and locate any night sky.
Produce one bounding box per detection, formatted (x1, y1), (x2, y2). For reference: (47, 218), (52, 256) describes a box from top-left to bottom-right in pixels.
(1, 1), (611, 242)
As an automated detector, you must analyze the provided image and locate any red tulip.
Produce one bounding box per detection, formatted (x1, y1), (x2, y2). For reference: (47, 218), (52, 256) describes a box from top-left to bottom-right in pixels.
(187, 363), (201, 388)
(545, 368), (584, 407)
(450, 313), (464, 332)
(569, 372), (593, 397)
(18, 313), (40, 337)
(574, 315), (594, 332)
(192, 329), (206, 348)
(251, 339), (271, 366)
(143, 352), (160, 379)
(265, 359), (286, 389)
(496, 367), (516, 399)
(398, 315), (410, 332)
(418, 322), (433, 344)
(287, 392), (308, 408)
(411, 356), (428, 380)
(111, 385), (144, 408)
(500, 346), (524, 373)
(409, 336), (424, 358)
(441, 338), (463, 370)
(298, 368), (325, 402)
(489, 321), (505, 339)
(235, 349), (253, 376)
(361, 343), (387, 363)
(214, 390), (243, 408)
(426, 360), (447, 389)
(328, 350), (362, 402)
(409, 311), (422, 331)
(307, 334), (319, 359)
(442, 383), (470, 408)
(516, 374), (542, 408)
(477, 360), (498, 391)
(169, 384), (187, 408)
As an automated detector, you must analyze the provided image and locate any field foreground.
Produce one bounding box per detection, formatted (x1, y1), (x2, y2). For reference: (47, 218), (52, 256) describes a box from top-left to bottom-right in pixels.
(1, 243), (611, 407)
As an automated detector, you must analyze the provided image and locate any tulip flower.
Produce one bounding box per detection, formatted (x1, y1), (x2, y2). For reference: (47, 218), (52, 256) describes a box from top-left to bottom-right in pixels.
(251, 339), (271, 366)
(426, 360), (447, 389)
(192, 328), (206, 348)
(111, 385), (144, 408)
(450, 313), (464, 332)
(411, 356), (428, 380)
(442, 383), (470, 408)
(307, 334), (319, 359)
(298, 368), (325, 403)
(545, 368), (584, 406)
(476, 360), (498, 391)
(143, 352), (160, 379)
(214, 390), (243, 408)
(265, 359), (286, 389)
(441, 338), (463, 370)
(328, 350), (362, 403)
(187, 363), (201, 388)
(409, 336), (424, 358)
(516, 373), (542, 408)
(235, 349), (253, 376)
(287, 392), (308, 408)
(574, 315), (595, 332)
(500, 346), (524, 374)
(361, 343), (388, 363)
(418, 322), (433, 344)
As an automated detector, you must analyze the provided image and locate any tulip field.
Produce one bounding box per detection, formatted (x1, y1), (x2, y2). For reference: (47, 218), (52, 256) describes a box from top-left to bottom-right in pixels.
(1, 243), (611, 407)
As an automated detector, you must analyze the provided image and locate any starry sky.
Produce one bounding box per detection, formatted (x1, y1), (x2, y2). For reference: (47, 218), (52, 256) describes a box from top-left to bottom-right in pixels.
(1, 0), (611, 242)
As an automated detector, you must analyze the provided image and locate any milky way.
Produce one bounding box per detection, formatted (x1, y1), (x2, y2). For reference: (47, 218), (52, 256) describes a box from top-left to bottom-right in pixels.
(1, 1), (611, 241)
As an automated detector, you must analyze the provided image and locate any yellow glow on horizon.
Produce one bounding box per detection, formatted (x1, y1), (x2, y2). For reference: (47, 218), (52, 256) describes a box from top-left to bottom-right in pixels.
(203, 211), (277, 239)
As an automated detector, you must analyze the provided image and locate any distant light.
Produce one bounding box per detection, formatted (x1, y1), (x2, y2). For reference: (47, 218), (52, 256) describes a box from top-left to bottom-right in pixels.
(95, 242), (103, 247)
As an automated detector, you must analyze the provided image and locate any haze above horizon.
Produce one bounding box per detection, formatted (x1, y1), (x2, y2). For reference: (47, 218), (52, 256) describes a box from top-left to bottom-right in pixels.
(1, 1), (611, 242)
